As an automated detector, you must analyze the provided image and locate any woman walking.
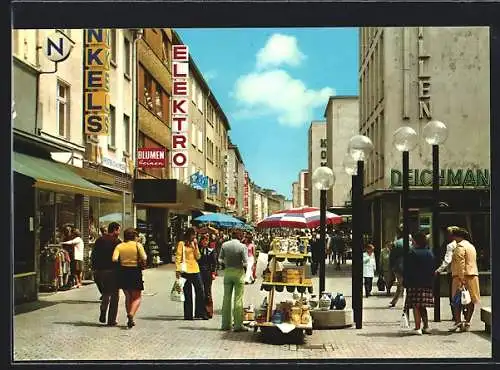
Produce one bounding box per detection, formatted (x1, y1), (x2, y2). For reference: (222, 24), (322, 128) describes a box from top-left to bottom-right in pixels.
(380, 241), (395, 295)
(449, 228), (480, 332)
(112, 228), (147, 329)
(404, 232), (435, 335)
(61, 229), (84, 288)
(199, 233), (217, 318)
(175, 228), (209, 320)
(244, 234), (256, 284)
(363, 244), (377, 297)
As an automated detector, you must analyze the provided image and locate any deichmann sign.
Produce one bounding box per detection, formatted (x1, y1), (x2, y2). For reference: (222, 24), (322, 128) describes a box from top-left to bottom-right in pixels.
(83, 29), (111, 136)
(390, 168), (490, 188)
(171, 45), (189, 168)
(137, 148), (166, 168)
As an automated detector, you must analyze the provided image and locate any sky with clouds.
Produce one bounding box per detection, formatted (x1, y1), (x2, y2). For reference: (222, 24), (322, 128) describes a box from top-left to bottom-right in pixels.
(177, 28), (359, 199)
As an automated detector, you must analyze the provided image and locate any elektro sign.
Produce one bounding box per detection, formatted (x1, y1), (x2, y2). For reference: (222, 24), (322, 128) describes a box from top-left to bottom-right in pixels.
(171, 45), (189, 168)
(83, 29), (111, 136)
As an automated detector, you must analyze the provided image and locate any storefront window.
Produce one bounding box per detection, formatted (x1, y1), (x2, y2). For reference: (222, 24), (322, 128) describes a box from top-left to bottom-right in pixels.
(98, 197), (123, 232)
(38, 191), (79, 247)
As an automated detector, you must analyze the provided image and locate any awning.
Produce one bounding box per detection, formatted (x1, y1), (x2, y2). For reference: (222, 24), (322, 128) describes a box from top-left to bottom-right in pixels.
(13, 152), (120, 200)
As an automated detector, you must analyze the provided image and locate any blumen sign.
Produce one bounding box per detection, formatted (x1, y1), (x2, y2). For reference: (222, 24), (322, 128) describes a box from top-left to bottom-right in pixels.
(137, 148), (166, 168)
(171, 44), (189, 168)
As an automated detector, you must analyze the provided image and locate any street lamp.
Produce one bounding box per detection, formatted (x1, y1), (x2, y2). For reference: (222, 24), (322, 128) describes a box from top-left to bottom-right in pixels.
(423, 120), (448, 322)
(346, 135), (373, 329)
(393, 126), (418, 279)
(312, 166), (335, 294)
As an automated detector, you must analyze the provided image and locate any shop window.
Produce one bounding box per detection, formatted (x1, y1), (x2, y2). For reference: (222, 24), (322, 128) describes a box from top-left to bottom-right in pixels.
(56, 80), (70, 139)
(99, 196), (123, 231)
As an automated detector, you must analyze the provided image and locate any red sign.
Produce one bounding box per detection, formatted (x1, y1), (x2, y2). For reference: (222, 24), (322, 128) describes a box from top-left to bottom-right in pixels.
(244, 171), (249, 215)
(137, 148), (166, 168)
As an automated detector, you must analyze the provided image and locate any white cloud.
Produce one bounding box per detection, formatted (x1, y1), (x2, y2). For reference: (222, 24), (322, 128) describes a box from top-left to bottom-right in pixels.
(233, 69), (335, 127)
(256, 34), (306, 70)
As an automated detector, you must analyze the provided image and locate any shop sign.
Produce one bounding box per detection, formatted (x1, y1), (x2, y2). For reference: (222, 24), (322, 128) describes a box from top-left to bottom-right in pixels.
(137, 147), (166, 168)
(209, 183), (218, 195)
(418, 27), (432, 120)
(244, 171), (249, 214)
(190, 171), (208, 190)
(171, 44), (189, 168)
(83, 29), (111, 136)
(102, 156), (127, 174)
(44, 31), (74, 63)
(320, 138), (327, 166)
(390, 168), (490, 188)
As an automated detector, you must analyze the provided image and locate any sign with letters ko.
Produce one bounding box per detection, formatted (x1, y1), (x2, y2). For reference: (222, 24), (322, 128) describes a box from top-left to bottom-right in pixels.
(83, 29), (111, 136)
(171, 44), (189, 168)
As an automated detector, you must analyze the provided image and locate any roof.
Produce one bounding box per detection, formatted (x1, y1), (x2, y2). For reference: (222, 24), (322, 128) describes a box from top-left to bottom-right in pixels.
(323, 95), (359, 118)
(172, 30), (231, 132)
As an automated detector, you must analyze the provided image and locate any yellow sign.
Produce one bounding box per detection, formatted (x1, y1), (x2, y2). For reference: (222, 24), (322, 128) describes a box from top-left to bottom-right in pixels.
(84, 29), (110, 135)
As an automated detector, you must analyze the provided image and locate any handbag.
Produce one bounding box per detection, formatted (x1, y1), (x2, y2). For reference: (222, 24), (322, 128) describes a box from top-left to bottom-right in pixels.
(377, 275), (386, 292)
(181, 241), (188, 273)
(170, 278), (185, 302)
(136, 242), (147, 270)
(461, 287), (472, 305)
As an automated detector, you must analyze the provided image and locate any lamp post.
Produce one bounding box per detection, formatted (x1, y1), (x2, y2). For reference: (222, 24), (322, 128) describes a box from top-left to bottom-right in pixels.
(393, 127), (418, 276)
(312, 166), (335, 294)
(423, 120), (448, 322)
(346, 135), (373, 329)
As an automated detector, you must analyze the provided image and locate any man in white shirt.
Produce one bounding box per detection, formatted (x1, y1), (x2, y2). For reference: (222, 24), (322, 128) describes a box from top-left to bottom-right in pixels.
(434, 226), (460, 319)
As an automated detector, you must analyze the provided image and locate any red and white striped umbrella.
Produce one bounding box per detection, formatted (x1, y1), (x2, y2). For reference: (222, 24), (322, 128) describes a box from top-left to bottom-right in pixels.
(256, 206), (343, 229)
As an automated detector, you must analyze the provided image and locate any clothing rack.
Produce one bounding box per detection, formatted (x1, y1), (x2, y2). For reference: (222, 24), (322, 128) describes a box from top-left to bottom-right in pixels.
(39, 245), (71, 292)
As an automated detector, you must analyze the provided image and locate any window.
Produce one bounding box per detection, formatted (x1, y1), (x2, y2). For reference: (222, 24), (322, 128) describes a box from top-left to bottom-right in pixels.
(191, 122), (197, 146)
(110, 29), (117, 65)
(197, 89), (203, 112)
(191, 78), (197, 104)
(108, 105), (116, 149)
(198, 129), (203, 152)
(155, 83), (163, 118)
(124, 38), (131, 77)
(123, 114), (130, 154)
(161, 30), (170, 66)
(56, 80), (70, 139)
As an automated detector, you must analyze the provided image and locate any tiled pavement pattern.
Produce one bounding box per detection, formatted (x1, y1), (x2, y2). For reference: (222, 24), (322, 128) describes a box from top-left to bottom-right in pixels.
(13, 260), (491, 360)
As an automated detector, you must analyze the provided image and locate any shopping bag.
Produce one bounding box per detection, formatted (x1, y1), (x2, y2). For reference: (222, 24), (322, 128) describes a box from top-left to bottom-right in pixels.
(170, 278), (185, 302)
(452, 289), (462, 307)
(400, 311), (410, 330)
(377, 275), (386, 292)
(461, 287), (472, 305)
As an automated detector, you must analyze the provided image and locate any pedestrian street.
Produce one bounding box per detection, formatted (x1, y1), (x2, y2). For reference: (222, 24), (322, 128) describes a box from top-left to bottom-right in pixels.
(13, 261), (491, 361)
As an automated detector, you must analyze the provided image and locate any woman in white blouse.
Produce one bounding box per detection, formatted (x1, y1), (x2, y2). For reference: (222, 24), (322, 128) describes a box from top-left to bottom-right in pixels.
(62, 229), (84, 288)
(363, 244), (377, 297)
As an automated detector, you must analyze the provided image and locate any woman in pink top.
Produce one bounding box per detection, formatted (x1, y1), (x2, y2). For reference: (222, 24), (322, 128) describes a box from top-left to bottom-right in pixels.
(244, 234), (256, 284)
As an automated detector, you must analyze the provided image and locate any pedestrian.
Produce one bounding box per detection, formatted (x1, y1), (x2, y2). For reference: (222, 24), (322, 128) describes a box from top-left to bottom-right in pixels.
(449, 227), (480, 332)
(219, 229), (248, 332)
(199, 233), (217, 319)
(363, 244), (377, 297)
(380, 241), (395, 295)
(310, 232), (321, 276)
(389, 229), (406, 308)
(403, 232), (435, 335)
(175, 227), (209, 321)
(91, 222), (121, 326)
(244, 234), (256, 284)
(112, 228), (147, 329)
(435, 226), (460, 319)
(61, 228), (84, 288)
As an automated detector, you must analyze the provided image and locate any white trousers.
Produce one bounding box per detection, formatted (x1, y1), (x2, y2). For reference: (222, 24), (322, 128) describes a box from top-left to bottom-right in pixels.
(245, 256), (255, 283)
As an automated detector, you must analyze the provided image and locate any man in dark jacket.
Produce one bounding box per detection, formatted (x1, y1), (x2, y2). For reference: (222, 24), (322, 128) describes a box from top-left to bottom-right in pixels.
(91, 222), (121, 326)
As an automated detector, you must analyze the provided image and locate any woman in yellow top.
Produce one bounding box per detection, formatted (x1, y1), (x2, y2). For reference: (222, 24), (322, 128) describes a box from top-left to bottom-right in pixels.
(175, 227), (209, 320)
(112, 228), (147, 329)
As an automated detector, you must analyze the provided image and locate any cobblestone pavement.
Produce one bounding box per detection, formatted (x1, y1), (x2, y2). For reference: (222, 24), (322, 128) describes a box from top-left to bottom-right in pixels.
(13, 259), (491, 361)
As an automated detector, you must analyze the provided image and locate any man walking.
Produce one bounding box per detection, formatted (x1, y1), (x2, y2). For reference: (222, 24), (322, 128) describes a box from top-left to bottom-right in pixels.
(218, 229), (248, 332)
(91, 222), (121, 326)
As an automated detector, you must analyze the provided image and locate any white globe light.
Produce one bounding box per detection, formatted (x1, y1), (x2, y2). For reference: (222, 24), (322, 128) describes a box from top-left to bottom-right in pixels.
(343, 152), (358, 176)
(312, 166), (335, 191)
(393, 126), (418, 152)
(423, 120), (448, 145)
(347, 135), (374, 162)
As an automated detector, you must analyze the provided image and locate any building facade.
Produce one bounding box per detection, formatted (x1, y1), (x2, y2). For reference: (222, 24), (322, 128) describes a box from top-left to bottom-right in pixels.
(360, 27), (490, 272)
(226, 141), (244, 215)
(307, 121), (327, 207)
(324, 96), (359, 207)
(299, 170), (309, 207)
(292, 181), (300, 208)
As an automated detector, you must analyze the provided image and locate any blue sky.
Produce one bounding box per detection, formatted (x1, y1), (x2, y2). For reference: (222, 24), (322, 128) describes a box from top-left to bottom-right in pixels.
(176, 28), (359, 199)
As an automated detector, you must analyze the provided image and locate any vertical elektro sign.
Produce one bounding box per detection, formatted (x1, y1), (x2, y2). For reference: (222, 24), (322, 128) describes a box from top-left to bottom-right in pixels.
(83, 29), (111, 135)
(171, 45), (189, 168)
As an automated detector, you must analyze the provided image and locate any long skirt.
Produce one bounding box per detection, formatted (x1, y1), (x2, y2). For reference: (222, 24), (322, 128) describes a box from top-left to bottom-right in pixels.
(245, 256), (255, 283)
